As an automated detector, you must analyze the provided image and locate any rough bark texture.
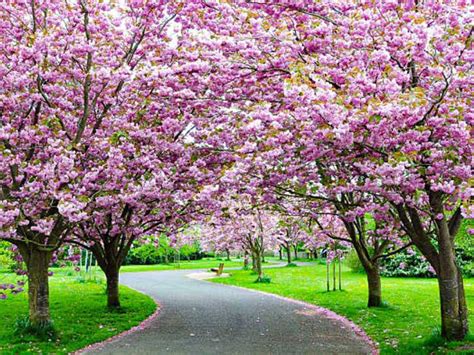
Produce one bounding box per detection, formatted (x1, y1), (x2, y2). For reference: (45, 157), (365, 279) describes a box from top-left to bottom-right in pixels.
(366, 266), (382, 308)
(105, 267), (121, 308)
(19, 245), (53, 326)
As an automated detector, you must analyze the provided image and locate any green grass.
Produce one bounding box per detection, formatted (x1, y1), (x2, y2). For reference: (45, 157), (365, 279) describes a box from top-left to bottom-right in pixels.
(120, 257), (249, 272)
(211, 264), (474, 354)
(0, 273), (156, 354)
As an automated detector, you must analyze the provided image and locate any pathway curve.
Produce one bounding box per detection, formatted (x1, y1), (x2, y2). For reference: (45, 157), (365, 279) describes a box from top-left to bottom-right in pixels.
(87, 269), (373, 354)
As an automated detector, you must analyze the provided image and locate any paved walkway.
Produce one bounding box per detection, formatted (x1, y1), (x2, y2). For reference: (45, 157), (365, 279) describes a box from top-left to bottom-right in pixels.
(88, 269), (373, 354)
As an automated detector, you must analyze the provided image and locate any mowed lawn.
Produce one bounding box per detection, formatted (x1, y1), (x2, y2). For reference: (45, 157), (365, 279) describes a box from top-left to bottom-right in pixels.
(211, 264), (474, 354)
(120, 257), (250, 273)
(0, 273), (156, 354)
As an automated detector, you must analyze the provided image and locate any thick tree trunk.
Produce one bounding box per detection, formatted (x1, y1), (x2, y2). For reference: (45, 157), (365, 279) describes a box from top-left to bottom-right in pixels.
(438, 268), (468, 340)
(437, 243), (469, 340)
(366, 266), (382, 307)
(278, 247), (282, 260)
(293, 245), (298, 260)
(105, 266), (121, 309)
(226, 249), (231, 261)
(20, 246), (52, 327)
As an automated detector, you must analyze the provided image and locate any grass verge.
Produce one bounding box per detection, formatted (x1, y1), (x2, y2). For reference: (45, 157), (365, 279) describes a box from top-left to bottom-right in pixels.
(211, 264), (473, 354)
(0, 273), (156, 354)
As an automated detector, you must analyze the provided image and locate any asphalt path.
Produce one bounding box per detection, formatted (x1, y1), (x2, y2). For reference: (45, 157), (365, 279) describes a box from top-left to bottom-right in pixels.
(88, 268), (373, 354)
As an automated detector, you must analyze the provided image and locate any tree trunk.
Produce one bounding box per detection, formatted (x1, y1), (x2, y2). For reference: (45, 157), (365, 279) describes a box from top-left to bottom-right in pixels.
(226, 249), (231, 261)
(105, 266), (121, 309)
(278, 247), (282, 260)
(251, 251), (257, 272)
(19, 246), (52, 327)
(326, 261), (330, 292)
(366, 266), (382, 307)
(244, 250), (249, 269)
(255, 250), (264, 281)
(293, 245), (298, 260)
(286, 245), (292, 264)
(437, 249), (469, 340)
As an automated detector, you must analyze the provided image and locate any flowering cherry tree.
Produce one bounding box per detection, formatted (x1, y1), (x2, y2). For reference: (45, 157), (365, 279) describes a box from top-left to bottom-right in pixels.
(196, 0), (472, 339)
(0, 0), (229, 323)
(205, 195), (280, 281)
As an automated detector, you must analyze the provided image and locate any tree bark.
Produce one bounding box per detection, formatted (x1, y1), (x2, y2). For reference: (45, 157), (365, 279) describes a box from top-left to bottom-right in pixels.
(105, 266), (121, 309)
(366, 266), (382, 307)
(278, 247), (282, 260)
(251, 251), (257, 272)
(437, 241), (469, 340)
(293, 245), (298, 260)
(394, 196), (469, 340)
(286, 245), (292, 264)
(19, 245), (52, 327)
(255, 250), (264, 281)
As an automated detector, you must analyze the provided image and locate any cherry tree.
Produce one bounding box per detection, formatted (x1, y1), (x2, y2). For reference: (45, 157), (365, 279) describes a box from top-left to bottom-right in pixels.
(218, 0), (472, 339)
(0, 0), (231, 324)
(194, 0), (471, 337)
(205, 196), (279, 281)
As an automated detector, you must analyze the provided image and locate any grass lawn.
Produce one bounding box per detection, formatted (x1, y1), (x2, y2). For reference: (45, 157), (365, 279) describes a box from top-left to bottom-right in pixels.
(0, 273), (156, 354)
(120, 257), (250, 273)
(211, 264), (474, 354)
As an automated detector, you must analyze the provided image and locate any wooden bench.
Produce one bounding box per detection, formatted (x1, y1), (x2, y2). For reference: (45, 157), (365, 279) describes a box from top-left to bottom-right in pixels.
(210, 263), (224, 276)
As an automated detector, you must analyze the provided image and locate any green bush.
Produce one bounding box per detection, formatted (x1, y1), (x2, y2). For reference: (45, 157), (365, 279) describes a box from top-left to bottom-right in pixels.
(255, 275), (271, 283)
(124, 236), (202, 265)
(380, 249), (435, 278)
(345, 250), (365, 273)
(0, 242), (14, 270)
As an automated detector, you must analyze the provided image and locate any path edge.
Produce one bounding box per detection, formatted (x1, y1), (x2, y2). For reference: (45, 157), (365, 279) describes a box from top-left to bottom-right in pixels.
(193, 273), (379, 355)
(73, 286), (161, 354)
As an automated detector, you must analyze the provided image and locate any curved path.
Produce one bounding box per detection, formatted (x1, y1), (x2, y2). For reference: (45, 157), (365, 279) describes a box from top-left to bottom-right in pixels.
(88, 270), (373, 354)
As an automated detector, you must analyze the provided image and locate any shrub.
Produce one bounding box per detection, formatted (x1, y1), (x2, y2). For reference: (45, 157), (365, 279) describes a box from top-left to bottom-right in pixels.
(255, 275), (271, 283)
(0, 242), (15, 270)
(380, 249), (435, 278)
(345, 250), (365, 273)
(14, 316), (57, 341)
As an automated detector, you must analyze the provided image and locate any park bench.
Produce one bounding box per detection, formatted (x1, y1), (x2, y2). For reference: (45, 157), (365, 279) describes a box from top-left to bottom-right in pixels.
(210, 263), (224, 276)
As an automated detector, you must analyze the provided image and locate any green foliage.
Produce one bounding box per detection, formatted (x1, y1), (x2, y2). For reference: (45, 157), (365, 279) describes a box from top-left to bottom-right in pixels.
(286, 262), (298, 267)
(179, 242), (200, 260)
(380, 250), (435, 278)
(14, 316), (57, 341)
(255, 275), (272, 283)
(124, 236), (202, 265)
(456, 219), (474, 277)
(0, 242), (14, 271)
(211, 264), (474, 353)
(345, 250), (365, 273)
